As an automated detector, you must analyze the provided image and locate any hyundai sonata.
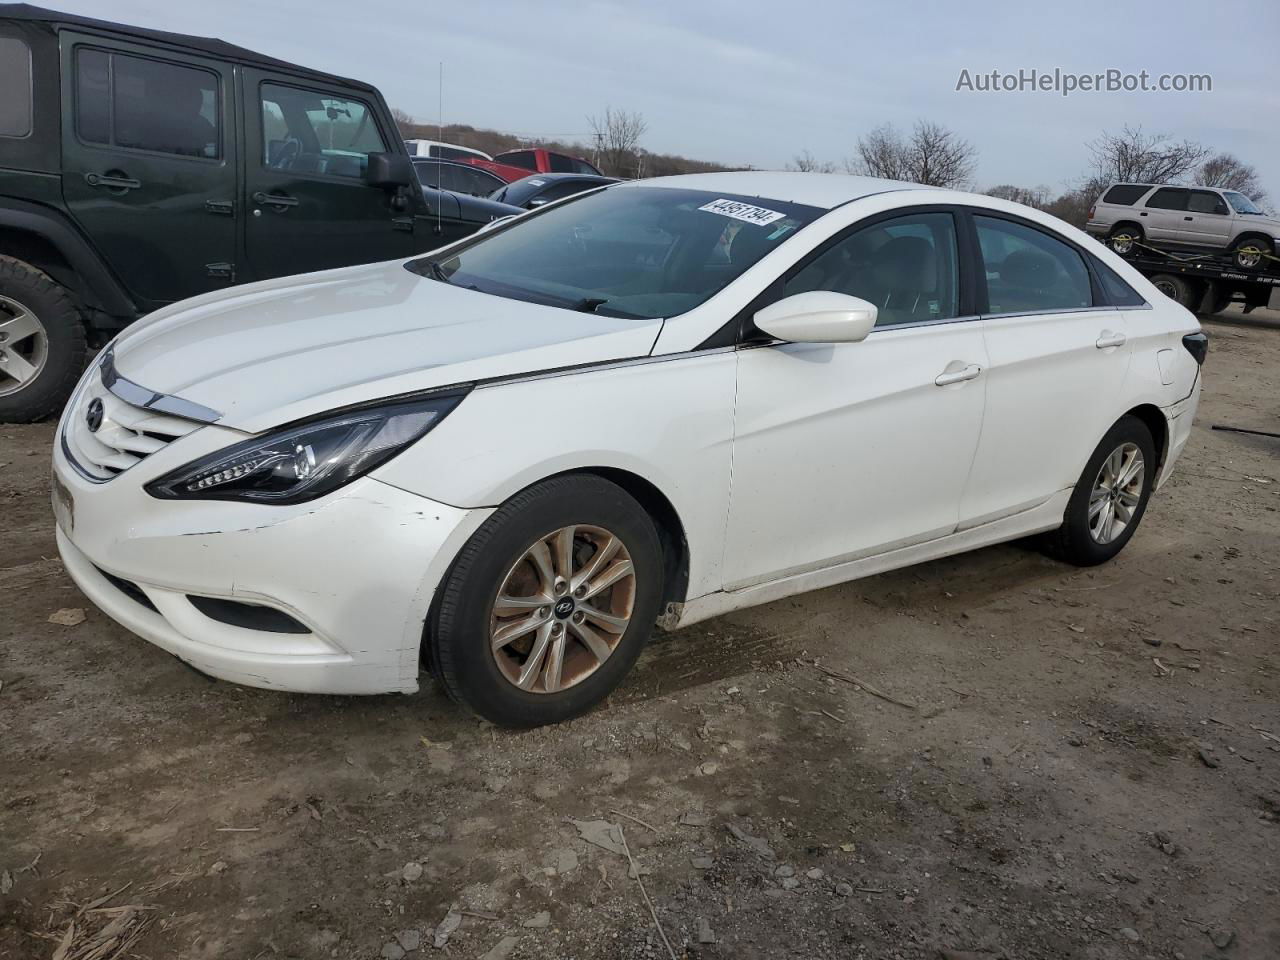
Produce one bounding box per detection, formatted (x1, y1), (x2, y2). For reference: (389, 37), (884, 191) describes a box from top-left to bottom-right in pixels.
(52, 173), (1205, 726)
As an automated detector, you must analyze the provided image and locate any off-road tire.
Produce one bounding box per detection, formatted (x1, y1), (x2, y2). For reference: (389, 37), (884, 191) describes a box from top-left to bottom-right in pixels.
(0, 256), (87, 422)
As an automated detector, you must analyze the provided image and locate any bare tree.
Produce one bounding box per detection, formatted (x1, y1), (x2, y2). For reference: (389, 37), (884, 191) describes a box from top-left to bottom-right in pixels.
(587, 107), (648, 178)
(1198, 153), (1267, 204)
(985, 183), (1053, 209)
(787, 149), (836, 174)
(848, 121), (975, 188)
(1087, 125), (1209, 185)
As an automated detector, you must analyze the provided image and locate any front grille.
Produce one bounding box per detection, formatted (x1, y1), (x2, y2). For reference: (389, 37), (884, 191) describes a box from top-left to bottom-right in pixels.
(63, 366), (200, 480)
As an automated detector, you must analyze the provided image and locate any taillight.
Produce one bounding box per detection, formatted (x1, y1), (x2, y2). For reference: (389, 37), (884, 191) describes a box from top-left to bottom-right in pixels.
(1088, 205), (1096, 220)
(1182, 332), (1208, 365)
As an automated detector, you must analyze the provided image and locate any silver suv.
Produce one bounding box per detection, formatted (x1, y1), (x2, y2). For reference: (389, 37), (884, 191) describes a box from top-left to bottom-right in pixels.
(1086, 183), (1279, 270)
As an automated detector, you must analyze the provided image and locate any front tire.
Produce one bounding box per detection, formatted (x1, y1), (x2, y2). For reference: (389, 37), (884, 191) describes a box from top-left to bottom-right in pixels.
(1043, 415), (1156, 566)
(1231, 237), (1271, 271)
(429, 474), (664, 727)
(0, 256), (87, 423)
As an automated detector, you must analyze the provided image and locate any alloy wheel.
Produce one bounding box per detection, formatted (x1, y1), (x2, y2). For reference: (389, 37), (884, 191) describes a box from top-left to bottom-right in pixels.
(1110, 233), (1136, 255)
(0, 295), (49, 398)
(489, 524), (636, 694)
(1088, 442), (1145, 544)
(1236, 245), (1265, 269)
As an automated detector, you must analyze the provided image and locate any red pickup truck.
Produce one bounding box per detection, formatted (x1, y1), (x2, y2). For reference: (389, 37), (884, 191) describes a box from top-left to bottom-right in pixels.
(465, 148), (603, 183)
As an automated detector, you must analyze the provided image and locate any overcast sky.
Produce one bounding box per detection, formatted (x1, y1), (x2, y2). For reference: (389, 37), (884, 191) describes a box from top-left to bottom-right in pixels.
(54, 0), (1276, 194)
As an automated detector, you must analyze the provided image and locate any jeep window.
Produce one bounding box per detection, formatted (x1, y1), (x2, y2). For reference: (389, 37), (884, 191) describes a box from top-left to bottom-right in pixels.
(548, 153), (575, 173)
(1187, 191), (1227, 215)
(75, 48), (219, 159)
(1144, 188), (1189, 211)
(1225, 192), (1263, 215)
(0, 37), (32, 138)
(260, 84), (386, 180)
(1100, 184), (1149, 206)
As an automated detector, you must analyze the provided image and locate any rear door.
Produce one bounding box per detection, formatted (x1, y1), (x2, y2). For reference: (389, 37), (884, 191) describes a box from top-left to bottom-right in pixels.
(1180, 190), (1233, 247)
(1140, 187), (1190, 242)
(242, 70), (416, 280)
(59, 34), (238, 304)
(958, 213), (1132, 529)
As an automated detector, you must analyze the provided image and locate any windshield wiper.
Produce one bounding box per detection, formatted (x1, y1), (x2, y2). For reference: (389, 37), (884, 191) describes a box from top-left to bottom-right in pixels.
(572, 297), (611, 313)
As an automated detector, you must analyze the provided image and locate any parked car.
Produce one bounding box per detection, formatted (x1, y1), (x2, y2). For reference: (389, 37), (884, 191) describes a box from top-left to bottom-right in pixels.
(404, 139), (491, 162)
(465, 148), (603, 183)
(51, 172), (1204, 727)
(489, 173), (618, 209)
(0, 5), (495, 423)
(413, 158), (507, 198)
(1086, 182), (1279, 270)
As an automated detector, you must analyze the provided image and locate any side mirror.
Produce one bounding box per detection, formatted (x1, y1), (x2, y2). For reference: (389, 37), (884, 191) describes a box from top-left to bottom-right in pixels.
(365, 152), (413, 189)
(753, 291), (878, 344)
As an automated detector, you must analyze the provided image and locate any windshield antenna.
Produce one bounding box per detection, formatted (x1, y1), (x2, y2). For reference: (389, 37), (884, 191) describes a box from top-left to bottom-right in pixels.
(436, 61), (443, 238)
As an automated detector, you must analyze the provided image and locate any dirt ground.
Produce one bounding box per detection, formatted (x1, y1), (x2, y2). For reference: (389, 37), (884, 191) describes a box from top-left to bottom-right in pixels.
(2, 309), (1277, 960)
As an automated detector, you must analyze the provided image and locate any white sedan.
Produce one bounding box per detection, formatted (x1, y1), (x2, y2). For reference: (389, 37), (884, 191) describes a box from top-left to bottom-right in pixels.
(51, 173), (1205, 727)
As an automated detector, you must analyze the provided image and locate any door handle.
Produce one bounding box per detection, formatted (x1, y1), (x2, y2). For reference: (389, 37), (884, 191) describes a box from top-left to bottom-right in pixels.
(1096, 330), (1127, 349)
(934, 363), (982, 386)
(85, 172), (141, 191)
(1183, 216), (1193, 221)
(1139, 211), (1148, 217)
(252, 191), (299, 209)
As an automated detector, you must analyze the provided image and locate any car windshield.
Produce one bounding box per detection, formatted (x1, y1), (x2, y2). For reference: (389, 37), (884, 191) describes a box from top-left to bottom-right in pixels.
(407, 186), (822, 319)
(1225, 192), (1262, 214)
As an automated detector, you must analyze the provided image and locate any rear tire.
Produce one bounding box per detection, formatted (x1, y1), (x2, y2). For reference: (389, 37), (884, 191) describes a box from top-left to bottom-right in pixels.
(1148, 273), (1202, 311)
(1042, 415), (1156, 567)
(1106, 223), (1143, 256)
(0, 256), (87, 423)
(1231, 236), (1272, 271)
(429, 474), (664, 728)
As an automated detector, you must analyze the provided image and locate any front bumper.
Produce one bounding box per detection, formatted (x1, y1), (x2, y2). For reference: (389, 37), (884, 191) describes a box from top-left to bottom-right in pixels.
(52, 434), (491, 695)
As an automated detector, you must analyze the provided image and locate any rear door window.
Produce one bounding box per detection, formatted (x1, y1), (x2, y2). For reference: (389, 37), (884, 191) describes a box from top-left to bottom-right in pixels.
(497, 150), (537, 170)
(0, 37), (33, 138)
(1101, 184), (1150, 206)
(548, 153), (575, 173)
(1144, 188), (1189, 211)
(260, 84), (386, 179)
(75, 47), (219, 158)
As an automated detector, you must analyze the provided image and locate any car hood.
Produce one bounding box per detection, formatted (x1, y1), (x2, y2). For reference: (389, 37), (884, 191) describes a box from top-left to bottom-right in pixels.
(112, 260), (663, 433)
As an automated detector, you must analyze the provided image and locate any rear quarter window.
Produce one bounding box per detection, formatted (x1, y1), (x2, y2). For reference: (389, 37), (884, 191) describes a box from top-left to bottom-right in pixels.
(1091, 258), (1148, 307)
(0, 37), (33, 138)
(1101, 184), (1150, 206)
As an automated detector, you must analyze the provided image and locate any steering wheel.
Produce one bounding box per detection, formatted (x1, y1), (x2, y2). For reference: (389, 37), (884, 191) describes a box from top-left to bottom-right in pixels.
(276, 138), (301, 169)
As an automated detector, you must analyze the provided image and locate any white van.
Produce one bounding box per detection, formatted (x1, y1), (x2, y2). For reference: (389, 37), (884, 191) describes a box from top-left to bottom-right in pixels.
(403, 139), (492, 162)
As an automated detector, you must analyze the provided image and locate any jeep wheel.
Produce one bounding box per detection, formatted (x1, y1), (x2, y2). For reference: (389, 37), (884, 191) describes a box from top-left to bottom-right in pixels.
(1107, 224), (1142, 256)
(1231, 237), (1271, 271)
(0, 257), (87, 423)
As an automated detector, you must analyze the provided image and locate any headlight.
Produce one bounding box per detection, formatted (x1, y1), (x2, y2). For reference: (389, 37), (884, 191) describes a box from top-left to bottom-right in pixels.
(146, 391), (467, 504)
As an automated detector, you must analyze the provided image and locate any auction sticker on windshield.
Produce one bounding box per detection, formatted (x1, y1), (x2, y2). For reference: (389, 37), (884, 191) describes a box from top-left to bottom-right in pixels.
(698, 198), (787, 226)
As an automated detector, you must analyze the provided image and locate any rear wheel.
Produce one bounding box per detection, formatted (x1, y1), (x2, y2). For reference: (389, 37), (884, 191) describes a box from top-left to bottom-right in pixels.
(1148, 273), (1202, 311)
(1043, 415), (1156, 566)
(1231, 236), (1272, 271)
(429, 474), (664, 727)
(0, 256), (87, 423)
(1106, 223), (1143, 256)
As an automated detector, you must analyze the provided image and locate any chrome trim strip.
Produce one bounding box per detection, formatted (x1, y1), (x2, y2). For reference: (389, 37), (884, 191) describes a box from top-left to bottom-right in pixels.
(101, 348), (222, 424)
(60, 431), (110, 484)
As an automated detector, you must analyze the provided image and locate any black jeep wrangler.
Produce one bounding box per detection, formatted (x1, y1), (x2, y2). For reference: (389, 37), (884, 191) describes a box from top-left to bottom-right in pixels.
(0, 5), (519, 421)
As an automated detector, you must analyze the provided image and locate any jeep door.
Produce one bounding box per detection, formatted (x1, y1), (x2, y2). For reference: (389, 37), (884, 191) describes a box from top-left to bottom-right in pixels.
(243, 71), (418, 280)
(1140, 187), (1190, 243)
(58, 34), (239, 306)
(1179, 190), (1234, 248)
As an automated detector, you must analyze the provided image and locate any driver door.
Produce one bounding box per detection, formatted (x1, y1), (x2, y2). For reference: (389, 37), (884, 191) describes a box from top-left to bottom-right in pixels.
(722, 210), (988, 589)
(242, 70), (417, 280)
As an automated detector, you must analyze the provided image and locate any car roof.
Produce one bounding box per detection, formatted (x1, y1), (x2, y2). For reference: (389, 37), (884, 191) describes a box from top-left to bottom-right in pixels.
(509, 173), (617, 185)
(620, 171), (932, 210)
(1, 3), (376, 91)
